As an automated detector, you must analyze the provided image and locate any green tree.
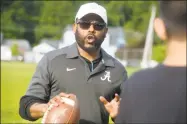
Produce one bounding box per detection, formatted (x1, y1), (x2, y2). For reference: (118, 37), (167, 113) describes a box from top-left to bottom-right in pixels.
(152, 44), (166, 62)
(1, 1), (24, 39)
(35, 1), (77, 42)
(11, 43), (19, 56)
(1, 1), (42, 45)
(1, 1), (163, 47)
(103, 1), (160, 47)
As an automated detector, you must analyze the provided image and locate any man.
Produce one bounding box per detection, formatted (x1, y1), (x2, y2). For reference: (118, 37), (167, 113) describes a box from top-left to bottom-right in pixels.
(115, 1), (186, 123)
(19, 2), (127, 124)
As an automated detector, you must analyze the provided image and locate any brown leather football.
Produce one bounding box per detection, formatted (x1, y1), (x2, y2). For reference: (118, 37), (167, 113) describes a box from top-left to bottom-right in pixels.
(42, 94), (80, 124)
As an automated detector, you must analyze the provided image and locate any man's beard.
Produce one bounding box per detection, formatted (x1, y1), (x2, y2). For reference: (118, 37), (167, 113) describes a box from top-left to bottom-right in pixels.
(75, 29), (105, 53)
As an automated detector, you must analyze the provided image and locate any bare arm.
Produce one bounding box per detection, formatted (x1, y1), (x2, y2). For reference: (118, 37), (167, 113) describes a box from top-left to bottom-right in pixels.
(29, 103), (48, 119)
(29, 92), (71, 119)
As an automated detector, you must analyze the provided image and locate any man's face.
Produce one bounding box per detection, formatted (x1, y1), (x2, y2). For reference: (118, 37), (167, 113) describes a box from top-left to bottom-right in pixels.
(73, 14), (108, 53)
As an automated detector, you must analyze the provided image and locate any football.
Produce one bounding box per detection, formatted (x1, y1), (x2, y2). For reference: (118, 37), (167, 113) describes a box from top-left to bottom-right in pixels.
(42, 94), (80, 124)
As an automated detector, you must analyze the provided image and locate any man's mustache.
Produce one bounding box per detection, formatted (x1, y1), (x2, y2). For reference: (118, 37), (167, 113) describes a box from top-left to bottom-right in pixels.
(85, 34), (96, 39)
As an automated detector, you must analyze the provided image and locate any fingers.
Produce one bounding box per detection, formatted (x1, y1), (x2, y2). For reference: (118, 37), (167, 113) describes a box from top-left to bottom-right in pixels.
(114, 93), (120, 102)
(48, 92), (71, 107)
(116, 98), (122, 106)
(48, 97), (59, 107)
(99, 96), (109, 105)
(59, 92), (70, 98)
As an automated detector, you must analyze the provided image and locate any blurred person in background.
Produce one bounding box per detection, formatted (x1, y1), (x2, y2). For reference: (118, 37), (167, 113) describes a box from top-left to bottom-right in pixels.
(19, 2), (127, 124)
(115, 1), (186, 123)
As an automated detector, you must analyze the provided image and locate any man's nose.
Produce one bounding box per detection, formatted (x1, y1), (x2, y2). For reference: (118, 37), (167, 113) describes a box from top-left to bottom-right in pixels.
(88, 24), (95, 33)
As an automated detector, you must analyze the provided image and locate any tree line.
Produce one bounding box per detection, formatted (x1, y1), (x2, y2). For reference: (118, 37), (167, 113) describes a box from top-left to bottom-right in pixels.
(1, 1), (162, 47)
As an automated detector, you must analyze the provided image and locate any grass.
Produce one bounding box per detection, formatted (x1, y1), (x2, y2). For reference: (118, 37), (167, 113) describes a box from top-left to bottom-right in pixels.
(1, 61), (139, 123)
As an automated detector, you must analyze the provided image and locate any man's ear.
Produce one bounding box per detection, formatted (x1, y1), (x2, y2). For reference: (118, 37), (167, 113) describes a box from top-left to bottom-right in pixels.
(105, 27), (108, 34)
(154, 18), (168, 41)
(104, 27), (108, 38)
(73, 23), (77, 33)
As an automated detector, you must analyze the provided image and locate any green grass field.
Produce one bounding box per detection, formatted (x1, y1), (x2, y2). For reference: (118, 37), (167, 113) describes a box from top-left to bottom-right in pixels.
(1, 61), (139, 123)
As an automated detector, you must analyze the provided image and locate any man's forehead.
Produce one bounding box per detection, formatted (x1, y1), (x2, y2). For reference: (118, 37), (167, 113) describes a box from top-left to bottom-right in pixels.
(80, 13), (104, 23)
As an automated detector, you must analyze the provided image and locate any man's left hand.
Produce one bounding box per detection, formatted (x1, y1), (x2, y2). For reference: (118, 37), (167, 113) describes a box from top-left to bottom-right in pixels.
(99, 93), (121, 119)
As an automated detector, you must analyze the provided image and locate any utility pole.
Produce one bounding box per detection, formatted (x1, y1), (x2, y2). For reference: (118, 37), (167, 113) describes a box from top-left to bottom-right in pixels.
(141, 5), (157, 68)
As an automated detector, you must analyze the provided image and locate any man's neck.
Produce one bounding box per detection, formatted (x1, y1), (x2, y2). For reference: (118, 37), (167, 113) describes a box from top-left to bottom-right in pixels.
(164, 40), (186, 67)
(77, 45), (101, 62)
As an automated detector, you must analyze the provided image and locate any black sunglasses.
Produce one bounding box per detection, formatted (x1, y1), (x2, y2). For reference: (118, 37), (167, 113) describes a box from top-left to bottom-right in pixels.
(76, 20), (106, 31)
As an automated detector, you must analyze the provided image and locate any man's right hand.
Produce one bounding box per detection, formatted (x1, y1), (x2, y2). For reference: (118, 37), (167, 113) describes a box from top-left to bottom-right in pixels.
(29, 92), (71, 119)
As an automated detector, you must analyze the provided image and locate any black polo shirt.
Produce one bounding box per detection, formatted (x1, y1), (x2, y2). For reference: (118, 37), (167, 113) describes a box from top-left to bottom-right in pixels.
(20, 43), (128, 124)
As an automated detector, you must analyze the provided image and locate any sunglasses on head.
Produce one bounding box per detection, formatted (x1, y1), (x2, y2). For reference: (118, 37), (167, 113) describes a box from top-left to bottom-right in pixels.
(76, 20), (106, 31)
